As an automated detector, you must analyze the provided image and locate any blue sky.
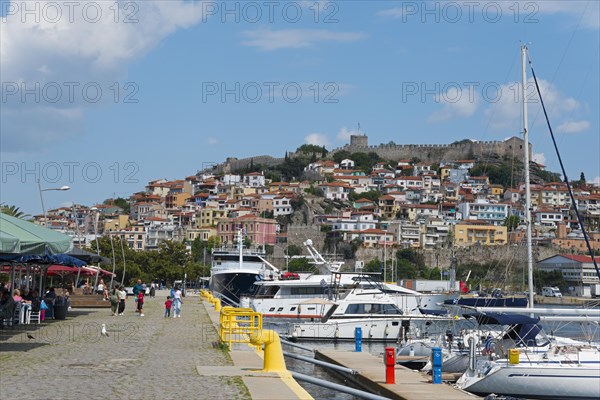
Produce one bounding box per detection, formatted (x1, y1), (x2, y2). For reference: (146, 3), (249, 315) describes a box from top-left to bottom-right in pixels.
(1, 0), (599, 216)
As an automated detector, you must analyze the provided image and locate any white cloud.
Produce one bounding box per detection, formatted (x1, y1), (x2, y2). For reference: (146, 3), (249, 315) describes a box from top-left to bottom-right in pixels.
(377, 1), (599, 29)
(376, 7), (405, 19)
(207, 137), (219, 145)
(556, 120), (591, 134)
(428, 85), (478, 123)
(305, 133), (330, 147)
(0, 1), (206, 153)
(337, 127), (360, 142)
(590, 176), (600, 187)
(241, 28), (366, 51)
(484, 78), (582, 130)
(532, 0), (600, 29)
(533, 152), (546, 165)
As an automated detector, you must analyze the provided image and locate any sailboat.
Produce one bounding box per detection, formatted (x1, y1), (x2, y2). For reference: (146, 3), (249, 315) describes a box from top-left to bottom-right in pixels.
(456, 45), (600, 400)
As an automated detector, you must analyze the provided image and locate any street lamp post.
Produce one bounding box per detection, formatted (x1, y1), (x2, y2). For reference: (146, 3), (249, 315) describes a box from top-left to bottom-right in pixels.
(109, 228), (116, 289)
(90, 207), (101, 290)
(119, 228), (127, 286)
(37, 182), (70, 226)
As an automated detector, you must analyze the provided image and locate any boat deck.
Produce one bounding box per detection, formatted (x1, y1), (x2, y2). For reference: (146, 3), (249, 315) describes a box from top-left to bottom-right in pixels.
(315, 349), (480, 400)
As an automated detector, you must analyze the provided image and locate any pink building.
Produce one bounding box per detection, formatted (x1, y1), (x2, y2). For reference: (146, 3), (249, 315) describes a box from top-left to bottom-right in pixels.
(216, 214), (277, 246)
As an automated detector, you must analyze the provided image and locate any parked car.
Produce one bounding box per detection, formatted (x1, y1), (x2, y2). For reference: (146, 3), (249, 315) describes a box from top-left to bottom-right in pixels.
(542, 286), (562, 297)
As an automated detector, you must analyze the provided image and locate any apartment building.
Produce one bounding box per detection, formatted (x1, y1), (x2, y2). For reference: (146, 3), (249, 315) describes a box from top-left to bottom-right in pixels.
(454, 222), (507, 246)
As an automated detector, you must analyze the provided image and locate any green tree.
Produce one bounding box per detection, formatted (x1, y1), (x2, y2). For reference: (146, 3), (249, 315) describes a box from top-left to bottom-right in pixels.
(0, 204), (29, 219)
(533, 269), (567, 293)
(286, 244), (304, 257)
(297, 144), (327, 154)
(106, 197), (130, 214)
(287, 258), (311, 272)
(332, 150), (352, 164)
(503, 215), (521, 232)
(349, 190), (381, 202)
(364, 258), (382, 273)
(577, 172), (587, 187)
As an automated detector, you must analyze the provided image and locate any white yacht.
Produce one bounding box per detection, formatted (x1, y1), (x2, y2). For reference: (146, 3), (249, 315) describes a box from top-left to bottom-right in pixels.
(209, 230), (279, 305)
(241, 272), (449, 319)
(286, 287), (452, 341)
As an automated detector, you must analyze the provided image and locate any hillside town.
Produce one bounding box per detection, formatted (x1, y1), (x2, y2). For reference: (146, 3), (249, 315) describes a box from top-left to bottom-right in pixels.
(33, 135), (600, 297)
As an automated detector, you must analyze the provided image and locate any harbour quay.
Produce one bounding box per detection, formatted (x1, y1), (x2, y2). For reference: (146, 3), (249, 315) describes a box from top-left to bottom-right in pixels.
(314, 350), (479, 400)
(200, 292), (481, 400)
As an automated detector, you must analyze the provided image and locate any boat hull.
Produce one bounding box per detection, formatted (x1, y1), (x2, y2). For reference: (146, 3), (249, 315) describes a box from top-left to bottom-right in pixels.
(209, 271), (259, 305)
(459, 363), (600, 400)
(445, 297), (528, 308)
(288, 317), (438, 342)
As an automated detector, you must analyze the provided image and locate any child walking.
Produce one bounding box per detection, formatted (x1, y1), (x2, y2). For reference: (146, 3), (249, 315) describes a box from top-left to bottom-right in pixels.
(137, 290), (145, 317)
(164, 296), (173, 318)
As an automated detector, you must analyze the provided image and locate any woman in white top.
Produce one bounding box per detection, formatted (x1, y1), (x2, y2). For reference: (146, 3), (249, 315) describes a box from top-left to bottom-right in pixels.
(172, 286), (183, 318)
(117, 285), (126, 315)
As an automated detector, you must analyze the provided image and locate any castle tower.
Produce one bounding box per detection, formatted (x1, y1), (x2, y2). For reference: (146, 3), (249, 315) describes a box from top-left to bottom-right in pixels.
(350, 134), (368, 148)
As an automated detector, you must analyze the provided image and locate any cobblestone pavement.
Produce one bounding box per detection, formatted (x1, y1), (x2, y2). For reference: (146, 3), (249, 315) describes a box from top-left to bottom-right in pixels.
(0, 291), (250, 400)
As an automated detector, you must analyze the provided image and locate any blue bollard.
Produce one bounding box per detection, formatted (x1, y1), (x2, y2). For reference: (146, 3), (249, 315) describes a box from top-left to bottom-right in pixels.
(432, 347), (442, 384)
(355, 326), (362, 352)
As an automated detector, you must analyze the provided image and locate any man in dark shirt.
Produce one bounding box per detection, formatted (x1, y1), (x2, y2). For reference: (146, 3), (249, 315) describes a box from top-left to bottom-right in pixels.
(132, 279), (143, 313)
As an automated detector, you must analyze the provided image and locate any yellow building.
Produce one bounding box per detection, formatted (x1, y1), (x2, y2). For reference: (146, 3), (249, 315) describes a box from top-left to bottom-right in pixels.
(198, 207), (227, 228)
(103, 215), (130, 232)
(440, 166), (451, 181)
(454, 222), (507, 246)
(165, 192), (192, 209)
(489, 184), (504, 196)
(186, 227), (217, 242)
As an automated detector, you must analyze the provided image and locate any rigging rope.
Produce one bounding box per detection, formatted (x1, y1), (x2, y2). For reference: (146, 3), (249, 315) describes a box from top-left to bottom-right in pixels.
(528, 58), (599, 279)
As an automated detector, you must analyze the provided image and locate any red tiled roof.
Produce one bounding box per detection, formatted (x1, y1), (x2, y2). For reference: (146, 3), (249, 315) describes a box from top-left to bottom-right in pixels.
(558, 254), (594, 263)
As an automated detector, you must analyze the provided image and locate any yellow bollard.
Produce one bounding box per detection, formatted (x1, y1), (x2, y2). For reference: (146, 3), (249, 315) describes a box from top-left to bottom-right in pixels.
(214, 298), (221, 312)
(249, 329), (287, 373)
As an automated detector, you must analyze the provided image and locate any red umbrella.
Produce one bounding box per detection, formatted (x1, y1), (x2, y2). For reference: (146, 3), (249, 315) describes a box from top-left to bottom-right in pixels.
(48, 265), (78, 276)
(82, 266), (115, 277)
(46, 265), (79, 276)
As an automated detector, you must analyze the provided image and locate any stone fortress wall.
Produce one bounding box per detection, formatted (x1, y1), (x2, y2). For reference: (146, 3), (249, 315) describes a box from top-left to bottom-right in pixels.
(208, 134), (532, 174)
(330, 135), (532, 163)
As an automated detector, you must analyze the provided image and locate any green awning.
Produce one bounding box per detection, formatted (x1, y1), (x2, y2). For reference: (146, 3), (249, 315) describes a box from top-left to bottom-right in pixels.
(0, 213), (73, 255)
(0, 230), (20, 253)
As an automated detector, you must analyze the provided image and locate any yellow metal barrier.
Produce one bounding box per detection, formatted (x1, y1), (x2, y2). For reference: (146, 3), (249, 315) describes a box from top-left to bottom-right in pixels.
(219, 306), (263, 350)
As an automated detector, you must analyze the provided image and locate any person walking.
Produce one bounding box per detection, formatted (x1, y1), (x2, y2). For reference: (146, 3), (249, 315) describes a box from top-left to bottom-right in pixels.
(172, 285), (183, 318)
(118, 285), (126, 315)
(164, 296), (172, 318)
(132, 279), (143, 313)
(137, 289), (145, 317)
(109, 286), (119, 316)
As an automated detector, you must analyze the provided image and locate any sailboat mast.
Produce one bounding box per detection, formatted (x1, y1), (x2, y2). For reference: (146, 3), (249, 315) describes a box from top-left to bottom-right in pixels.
(521, 45), (534, 308)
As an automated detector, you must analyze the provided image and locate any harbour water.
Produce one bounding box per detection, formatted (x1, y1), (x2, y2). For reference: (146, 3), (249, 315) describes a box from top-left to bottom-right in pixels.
(266, 304), (600, 400)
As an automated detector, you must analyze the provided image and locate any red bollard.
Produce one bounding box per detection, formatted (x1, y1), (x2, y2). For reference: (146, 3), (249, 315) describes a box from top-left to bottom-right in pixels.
(384, 347), (396, 384)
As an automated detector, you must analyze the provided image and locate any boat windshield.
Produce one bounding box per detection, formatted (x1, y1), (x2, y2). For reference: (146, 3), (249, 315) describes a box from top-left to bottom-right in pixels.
(344, 303), (403, 315)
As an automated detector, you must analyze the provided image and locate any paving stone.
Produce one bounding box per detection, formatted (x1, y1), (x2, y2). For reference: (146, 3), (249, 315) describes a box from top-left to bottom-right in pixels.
(0, 291), (250, 400)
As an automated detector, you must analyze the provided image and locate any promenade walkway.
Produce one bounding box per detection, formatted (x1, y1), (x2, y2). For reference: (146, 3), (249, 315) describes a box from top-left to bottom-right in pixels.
(0, 291), (250, 400)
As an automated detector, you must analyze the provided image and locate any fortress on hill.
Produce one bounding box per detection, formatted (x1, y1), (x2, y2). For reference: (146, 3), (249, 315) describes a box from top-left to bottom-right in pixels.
(213, 135), (532, 174)
(330, 135), (532, 163)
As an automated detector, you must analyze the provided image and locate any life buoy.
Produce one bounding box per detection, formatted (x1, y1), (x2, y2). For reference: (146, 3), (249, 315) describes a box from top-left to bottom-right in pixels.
(335, 273), (341, 280)
(463, 332), (480, 347)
